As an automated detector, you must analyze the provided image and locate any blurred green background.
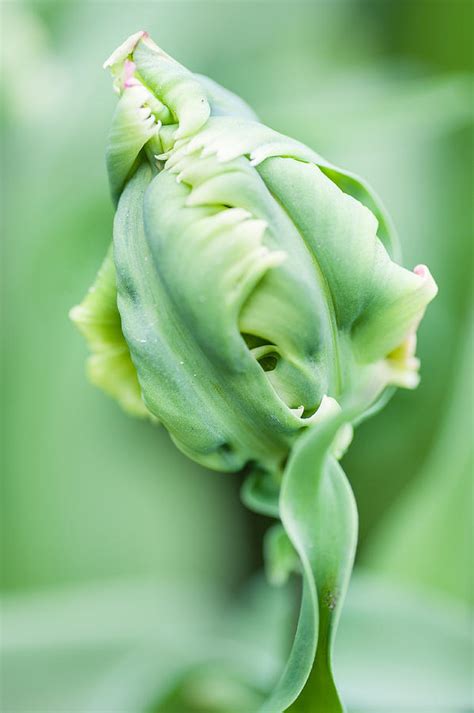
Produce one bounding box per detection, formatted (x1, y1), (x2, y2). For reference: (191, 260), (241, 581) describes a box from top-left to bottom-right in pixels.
(1, 1), (472, 711)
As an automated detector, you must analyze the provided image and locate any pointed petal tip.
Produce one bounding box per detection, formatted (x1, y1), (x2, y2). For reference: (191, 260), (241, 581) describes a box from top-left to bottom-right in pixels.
(413, 263), (438, 299)
(414, 264), (427, 278)
(103, 31), (148, 70)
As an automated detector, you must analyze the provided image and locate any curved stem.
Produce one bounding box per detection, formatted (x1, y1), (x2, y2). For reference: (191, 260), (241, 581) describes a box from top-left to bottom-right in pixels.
(256, 412), (358, 712)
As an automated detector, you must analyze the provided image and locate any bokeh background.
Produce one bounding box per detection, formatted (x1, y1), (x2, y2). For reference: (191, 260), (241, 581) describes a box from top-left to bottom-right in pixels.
(1, 1), (472, 711)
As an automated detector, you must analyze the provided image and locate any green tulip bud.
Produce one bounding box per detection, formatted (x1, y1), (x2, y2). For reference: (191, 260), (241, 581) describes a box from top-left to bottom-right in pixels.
(70, 32), (439, 712)
(71, 31), (437, 475)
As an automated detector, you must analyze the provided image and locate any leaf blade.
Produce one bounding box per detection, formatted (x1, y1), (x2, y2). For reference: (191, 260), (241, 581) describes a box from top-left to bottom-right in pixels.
(261, 415), (358, 712)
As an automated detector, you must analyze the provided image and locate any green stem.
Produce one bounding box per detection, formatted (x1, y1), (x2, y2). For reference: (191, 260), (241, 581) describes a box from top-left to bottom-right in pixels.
(254, 412), (358, 712)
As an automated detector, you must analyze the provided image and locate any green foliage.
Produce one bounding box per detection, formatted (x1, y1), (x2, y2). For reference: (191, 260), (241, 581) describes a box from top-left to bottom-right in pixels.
(262, 414), (358, 712)
(365, 313), (474, 604)
(2, 574), (471, 712)
(1, 2), (472, 712)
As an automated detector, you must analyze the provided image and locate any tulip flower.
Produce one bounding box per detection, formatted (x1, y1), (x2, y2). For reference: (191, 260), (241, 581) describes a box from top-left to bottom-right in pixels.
(70, 31), (437, 712)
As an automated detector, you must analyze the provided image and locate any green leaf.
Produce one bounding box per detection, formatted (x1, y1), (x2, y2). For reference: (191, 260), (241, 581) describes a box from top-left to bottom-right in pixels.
(364, 308), (474, 603)
(336, 572), (473, 712)
(261, 413), (358, 713)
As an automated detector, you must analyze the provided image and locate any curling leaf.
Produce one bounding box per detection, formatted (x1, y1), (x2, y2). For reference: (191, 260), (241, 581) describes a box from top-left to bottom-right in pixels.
(262, 412), (357, 712)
